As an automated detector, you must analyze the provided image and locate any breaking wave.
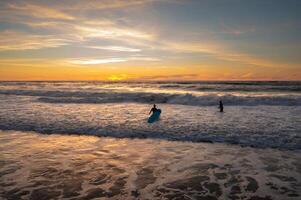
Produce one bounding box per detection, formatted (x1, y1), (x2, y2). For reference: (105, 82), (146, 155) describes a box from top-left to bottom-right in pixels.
(0, 89), (300, 106)
(0, 81), (301, 150)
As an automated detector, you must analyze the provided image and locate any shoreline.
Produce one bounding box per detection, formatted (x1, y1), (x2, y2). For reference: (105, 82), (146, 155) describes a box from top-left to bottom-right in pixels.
(1, 130), (300, 200)
(1, 129), (300, 152)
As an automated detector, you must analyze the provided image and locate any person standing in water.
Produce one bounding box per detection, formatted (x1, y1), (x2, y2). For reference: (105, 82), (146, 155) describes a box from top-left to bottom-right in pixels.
(148, 104), (162, 123)
(219, 100), (224, 112)
(149, 104), (158, 115)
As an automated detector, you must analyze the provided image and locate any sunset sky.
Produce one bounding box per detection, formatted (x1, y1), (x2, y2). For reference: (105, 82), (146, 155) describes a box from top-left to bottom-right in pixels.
(0, 0), (300, 81)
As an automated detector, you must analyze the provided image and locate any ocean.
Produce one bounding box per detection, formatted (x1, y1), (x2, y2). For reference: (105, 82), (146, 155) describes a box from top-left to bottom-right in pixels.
(0, 81), (300, 149)
(0, 81), (301, 200)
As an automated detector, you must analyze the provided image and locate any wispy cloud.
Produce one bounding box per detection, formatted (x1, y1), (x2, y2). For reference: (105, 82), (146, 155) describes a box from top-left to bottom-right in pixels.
(219, 22), (256, 36)
(156, 40), (297, 68)
(63, 0), (158, 10)
(0, 19), (290, 69)
(7, 3), (74, 20)
(1, 0), (158, 23)
(159, 40), (220, 54)
(74, 25), (155, 41)
(68, 56), (160, 65)
(0, 58), (68, 68)
(0, 0), (299, 80)
(87, 46), (141, 52)
(128, 56), (160, 61)
(70, 58), (127, 65)
(0, 16), (154, 51)
(216, 53), (284, 68)
(0, 30), (70, 51)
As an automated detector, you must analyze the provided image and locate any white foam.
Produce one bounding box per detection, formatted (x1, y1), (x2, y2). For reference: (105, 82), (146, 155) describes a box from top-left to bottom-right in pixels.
(0, 81), (300, 149)
(0, 97), (300, 150)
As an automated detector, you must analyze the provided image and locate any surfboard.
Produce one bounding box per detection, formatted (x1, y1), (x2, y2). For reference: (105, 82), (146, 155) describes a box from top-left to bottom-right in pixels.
(148, 109), (161, 123)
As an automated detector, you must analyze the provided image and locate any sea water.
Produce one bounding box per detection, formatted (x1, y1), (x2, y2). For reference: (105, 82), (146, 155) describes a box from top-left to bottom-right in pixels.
(1, 81), (301, 199)
(0, 131), (300, 199)
(0, 81), (300, 149)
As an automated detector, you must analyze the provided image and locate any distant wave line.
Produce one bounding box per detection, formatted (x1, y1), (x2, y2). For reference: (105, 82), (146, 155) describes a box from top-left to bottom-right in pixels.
(0, 89), (300, 106)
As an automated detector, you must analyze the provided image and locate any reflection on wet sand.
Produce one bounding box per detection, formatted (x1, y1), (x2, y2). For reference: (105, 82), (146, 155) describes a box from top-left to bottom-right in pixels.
(0, 130), (300, 200)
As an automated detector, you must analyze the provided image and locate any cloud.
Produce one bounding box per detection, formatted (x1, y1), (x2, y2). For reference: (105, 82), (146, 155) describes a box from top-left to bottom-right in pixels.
(87, 45), (141, 52)
(63, 0), (157, 10)
(156, 40), (297, 68)
(7, 3), (74, 20)
(0, 20), (290, 70)
(1, 0), (159, 22)
(216, 53), (282, 68)
(73, 24), (155, 41)
(0, 58), (44, 65)
(0, 0), (157, 53)
(0, 58), (69, 69)
(128, 56), (160, 61)
(0, 15), (154, 51)
(0, 30), (70, 51)
(68, 56), (160, 65)
(159, 40), (220, 54)
(1, 9), (155, 49)
(219, 22), (256, 36)
(0, 0), (298, 74)
(70, 58), (127, 65)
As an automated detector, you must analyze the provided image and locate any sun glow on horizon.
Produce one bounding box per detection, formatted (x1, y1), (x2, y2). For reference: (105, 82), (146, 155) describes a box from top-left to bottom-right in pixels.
(108, 74), (128, 81)
(0, 0), (300, 81)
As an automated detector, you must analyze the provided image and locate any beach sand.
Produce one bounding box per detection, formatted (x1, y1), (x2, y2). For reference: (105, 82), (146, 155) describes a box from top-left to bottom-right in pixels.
(1, 130), (300, 200)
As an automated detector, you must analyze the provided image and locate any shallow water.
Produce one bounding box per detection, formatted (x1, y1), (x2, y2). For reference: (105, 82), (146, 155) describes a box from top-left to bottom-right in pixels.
(0, 130), (300, 200)
(0, 81), (301, 150)
(1, 81), (301, 199)
(0, 97), (300, 149)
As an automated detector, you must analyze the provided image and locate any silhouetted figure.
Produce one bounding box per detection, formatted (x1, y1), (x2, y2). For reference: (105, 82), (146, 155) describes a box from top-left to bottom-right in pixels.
(219, 100), (224, 112)
(148, 104), (162, 123)
(149, 104), (158, 115)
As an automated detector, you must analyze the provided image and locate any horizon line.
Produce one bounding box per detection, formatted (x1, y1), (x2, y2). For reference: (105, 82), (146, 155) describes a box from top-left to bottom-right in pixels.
(0, 79), (300, 82)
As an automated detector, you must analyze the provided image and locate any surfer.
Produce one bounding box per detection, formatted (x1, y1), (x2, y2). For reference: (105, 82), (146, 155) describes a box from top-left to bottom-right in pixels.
(148, 104), (162, 123)
(149, 104), (158, 115)
(219, 100), (224, 112)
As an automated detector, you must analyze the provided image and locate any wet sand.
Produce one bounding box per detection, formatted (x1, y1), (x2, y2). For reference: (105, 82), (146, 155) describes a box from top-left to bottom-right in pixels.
(0, 130), (300, 200)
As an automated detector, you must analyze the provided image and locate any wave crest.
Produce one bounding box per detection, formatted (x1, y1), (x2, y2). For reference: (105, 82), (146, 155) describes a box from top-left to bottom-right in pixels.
(0, 89), (300, 106)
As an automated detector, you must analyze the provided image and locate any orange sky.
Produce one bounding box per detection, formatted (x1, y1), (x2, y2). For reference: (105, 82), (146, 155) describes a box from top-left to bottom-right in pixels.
(0, 0), (300, 81)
